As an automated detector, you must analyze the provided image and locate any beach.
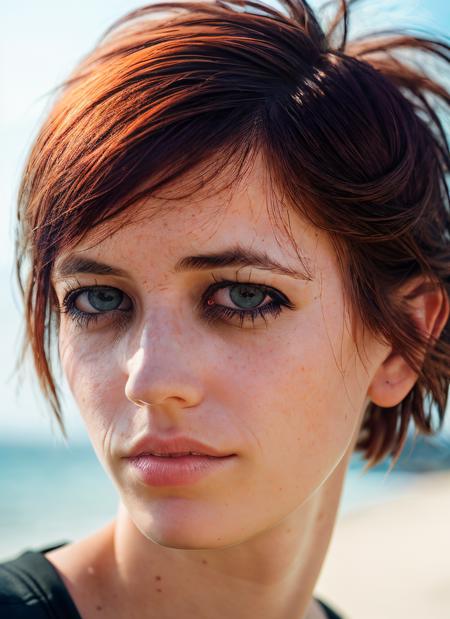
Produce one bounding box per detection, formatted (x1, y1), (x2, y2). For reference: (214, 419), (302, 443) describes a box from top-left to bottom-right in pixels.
(315, 469), (450, 619)
(0, 441), (449, 619)
(0, 440), (424, 562)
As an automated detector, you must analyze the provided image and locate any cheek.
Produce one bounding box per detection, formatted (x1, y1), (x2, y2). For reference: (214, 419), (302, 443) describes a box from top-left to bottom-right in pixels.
(212, 307), (366, 479)
(59, 329), (126, 446)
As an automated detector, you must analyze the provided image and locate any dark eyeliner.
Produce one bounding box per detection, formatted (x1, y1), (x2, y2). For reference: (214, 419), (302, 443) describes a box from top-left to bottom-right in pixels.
(60, 285), (132, 330)
(59, 279), (295, 331)
(199, 277), (296, 327)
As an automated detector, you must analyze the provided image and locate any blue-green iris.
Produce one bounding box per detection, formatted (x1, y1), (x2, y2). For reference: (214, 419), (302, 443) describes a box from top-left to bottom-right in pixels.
(87, 288), (123, 311)
(230, 284), (265, 309)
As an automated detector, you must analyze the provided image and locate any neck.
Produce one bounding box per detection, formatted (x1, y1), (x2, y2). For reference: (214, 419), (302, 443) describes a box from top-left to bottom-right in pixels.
(103, 448), (352, 619)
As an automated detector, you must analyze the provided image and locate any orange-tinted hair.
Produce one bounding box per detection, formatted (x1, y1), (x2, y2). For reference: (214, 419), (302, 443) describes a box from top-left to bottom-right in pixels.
(15, 0), (450, 468)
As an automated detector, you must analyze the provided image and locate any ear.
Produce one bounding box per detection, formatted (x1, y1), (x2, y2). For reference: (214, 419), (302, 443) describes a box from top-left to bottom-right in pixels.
(367, 277), (449, 408)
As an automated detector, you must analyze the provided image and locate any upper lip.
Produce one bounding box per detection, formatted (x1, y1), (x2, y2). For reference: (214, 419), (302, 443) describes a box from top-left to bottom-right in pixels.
(124, 436), (235, 458)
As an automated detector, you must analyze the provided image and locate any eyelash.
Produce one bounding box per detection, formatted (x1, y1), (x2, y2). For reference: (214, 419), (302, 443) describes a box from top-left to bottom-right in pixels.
(60, 276), (295, 331)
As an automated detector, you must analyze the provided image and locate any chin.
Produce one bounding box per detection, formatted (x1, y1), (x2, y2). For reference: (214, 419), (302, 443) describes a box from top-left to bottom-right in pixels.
(128, 496), (252, 550)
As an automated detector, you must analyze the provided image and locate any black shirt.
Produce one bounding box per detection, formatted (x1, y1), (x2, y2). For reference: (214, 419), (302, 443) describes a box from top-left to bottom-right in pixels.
(0, 543), (345, 618)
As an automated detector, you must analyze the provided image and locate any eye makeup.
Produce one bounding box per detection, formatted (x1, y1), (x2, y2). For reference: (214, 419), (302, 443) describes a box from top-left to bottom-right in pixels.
(58, 276), (296, 331)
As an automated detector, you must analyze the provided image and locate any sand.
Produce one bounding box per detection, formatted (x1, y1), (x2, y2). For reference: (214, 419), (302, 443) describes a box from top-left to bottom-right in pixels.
(314, 470), (450, 619)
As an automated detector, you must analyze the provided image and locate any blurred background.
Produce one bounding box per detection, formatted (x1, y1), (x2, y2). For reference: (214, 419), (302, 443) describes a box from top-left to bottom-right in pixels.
(1, 2), (449, 617)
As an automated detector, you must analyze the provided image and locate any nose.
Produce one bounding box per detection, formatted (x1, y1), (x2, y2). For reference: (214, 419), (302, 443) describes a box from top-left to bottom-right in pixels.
(124, 320), (204, 411)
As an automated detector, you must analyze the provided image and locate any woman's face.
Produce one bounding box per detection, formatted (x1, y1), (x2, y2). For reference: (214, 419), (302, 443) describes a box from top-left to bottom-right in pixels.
(52, 154), (387, 549)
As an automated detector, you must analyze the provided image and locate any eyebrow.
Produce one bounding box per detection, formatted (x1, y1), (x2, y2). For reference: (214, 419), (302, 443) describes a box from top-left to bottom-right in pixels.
(174, 247), (311, 280)
(53, 246), (312, 281)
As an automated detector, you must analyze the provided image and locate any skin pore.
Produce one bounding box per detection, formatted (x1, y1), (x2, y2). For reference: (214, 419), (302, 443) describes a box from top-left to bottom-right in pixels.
(45, 151), (442, 619)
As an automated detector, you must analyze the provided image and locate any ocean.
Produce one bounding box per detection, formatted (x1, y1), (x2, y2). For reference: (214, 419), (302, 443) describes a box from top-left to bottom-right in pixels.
(2, 435), (448, 563)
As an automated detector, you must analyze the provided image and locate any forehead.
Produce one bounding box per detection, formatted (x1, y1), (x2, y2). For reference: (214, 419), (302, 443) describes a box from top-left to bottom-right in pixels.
(54, 152), (327, 276)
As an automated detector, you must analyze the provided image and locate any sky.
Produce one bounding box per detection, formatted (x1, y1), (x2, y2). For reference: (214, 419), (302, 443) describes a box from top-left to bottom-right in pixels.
(0, 0), (449, 442)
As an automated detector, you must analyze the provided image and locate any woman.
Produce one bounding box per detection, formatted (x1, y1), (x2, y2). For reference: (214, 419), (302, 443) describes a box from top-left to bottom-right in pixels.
(1, 1), (449, 617)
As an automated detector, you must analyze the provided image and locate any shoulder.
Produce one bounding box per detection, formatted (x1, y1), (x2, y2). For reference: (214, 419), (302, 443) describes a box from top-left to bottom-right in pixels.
(0, 543), (82, 619)
(315, 597), (348, 619)
(0, 551), (48, 618)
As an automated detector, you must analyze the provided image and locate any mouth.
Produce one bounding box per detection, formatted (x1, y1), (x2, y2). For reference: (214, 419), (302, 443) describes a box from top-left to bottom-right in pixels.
(125, 435), (236, 459)
(139, 451), (227, 459)
(126, 452), (237, 486)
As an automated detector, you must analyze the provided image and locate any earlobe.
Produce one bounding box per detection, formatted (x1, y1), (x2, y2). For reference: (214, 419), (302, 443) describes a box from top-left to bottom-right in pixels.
(367, 276), (449, 408)
(367, 350), (417, 408)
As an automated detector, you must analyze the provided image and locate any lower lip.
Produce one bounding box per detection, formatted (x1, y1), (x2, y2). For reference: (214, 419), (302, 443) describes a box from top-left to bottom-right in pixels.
(126, 454), (236, 486)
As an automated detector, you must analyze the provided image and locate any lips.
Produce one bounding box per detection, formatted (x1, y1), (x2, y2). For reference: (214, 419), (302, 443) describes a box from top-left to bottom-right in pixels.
(124, 435), (235, 459)
(146, 451), (212, 458)
(126, 452), (236, 486)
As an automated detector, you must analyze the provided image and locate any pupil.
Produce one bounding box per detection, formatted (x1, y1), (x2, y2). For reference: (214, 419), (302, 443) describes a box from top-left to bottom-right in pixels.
(88, 288), (122, 311)
(230, 285), (265, 309)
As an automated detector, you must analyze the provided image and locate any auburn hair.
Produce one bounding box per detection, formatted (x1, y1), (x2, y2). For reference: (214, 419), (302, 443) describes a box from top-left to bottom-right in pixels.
(15, 0), (450, 469)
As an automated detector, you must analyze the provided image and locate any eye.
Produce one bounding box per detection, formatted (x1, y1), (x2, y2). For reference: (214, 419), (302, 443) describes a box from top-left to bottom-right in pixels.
(76, 287), (128, 312)
(61, 285), (132, 329)
(200, 278), (296, 328)
(59, 279), (296, 332)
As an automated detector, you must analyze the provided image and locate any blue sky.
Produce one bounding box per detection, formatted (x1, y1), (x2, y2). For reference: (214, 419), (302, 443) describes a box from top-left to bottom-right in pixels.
(0, 0), (449, 439)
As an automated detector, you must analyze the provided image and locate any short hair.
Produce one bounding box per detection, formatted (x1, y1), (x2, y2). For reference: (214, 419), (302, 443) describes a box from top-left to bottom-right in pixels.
(15, 0), (450, 469)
